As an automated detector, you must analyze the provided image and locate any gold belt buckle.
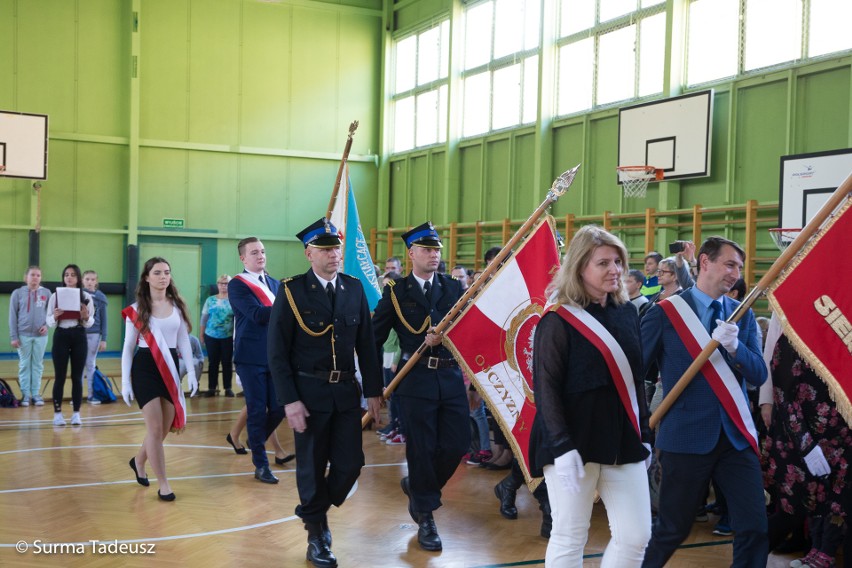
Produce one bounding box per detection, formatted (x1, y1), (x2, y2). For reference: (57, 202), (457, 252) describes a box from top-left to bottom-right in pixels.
(328, 370), (341, 383)
(427, 357), (440, 369)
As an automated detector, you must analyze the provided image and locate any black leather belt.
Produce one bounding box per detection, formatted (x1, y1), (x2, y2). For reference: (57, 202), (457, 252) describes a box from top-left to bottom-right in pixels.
(401, 355), (458, 370)
(298, 370), (356, 384)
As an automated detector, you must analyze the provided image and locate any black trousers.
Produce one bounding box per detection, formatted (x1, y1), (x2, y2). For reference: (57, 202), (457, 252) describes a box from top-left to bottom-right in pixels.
(294, 403), (364, 523)
(643, 434), (768, 568)
(398, 391), (470, 513)
(204, 334), (233, 391)
(51, 326), (87, 412)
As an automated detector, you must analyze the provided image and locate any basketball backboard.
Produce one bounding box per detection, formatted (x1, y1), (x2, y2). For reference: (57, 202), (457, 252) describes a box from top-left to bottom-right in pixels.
(779, 148), (852, 229)
(0, 110), (49, 180)
(617, 90), (713, 182)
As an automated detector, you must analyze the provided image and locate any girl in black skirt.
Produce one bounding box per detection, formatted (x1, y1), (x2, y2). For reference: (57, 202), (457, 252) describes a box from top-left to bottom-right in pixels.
(121, 257), (198, 501)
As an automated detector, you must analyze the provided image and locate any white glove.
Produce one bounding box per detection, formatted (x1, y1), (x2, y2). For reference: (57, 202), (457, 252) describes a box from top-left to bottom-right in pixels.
(121, 376), (134, 406)
(187, 374), (199, 398)
(235, 373), (242, 389)
(804, 445), (831, 477)
(643, 442), (653, 471)
(711, 320), (739, 354)
(554, 450), (585, 494)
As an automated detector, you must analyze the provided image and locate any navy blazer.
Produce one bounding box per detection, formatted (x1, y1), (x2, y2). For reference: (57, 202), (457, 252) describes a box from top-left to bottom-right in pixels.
(229, 271), (280, 366)
(641, 287), (766, 454)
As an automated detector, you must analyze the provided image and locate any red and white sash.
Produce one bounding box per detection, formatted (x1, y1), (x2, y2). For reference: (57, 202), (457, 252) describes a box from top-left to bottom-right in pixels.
(233, 273), (276, 306)
(659, 295), (759, 454)
(553, 304), (642, 438)
(121, 304), (188, 433)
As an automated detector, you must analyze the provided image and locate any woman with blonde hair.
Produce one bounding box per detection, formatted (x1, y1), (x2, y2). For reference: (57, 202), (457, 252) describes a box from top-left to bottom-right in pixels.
(200, 274), (235, 397)
(529, 224), (652, 567)
(121, 257), (198, 501)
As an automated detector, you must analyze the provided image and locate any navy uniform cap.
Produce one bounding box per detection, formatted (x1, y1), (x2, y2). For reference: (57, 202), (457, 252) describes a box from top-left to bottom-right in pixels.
(401, 222), (442, 249)
(296, 218), (342, 249)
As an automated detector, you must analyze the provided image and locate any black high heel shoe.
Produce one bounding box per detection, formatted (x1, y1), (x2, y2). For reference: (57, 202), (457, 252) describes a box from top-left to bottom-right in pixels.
(157, 490), (176, 502)
(275, 454), (295, 465)
(226, 433), (248, 455)
(129, 457), (150, 487)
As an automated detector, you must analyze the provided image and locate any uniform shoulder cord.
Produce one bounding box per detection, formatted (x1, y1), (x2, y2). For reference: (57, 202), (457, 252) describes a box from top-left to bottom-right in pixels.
(282, 280), (338, 371)
(388, 279), (431, 335)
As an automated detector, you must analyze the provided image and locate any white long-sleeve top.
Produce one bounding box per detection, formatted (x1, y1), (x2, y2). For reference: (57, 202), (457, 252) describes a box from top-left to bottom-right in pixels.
(46, 289), (95, 329)
(121, 305), (195, 388)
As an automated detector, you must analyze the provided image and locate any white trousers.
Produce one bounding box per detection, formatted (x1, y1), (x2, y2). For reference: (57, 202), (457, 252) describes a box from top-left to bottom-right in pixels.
(543, 460), (651, 568)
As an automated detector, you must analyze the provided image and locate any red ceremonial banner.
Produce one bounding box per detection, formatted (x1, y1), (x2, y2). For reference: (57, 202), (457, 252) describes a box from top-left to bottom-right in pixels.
(767, 197), (852, 425)
(443, 217), (561, 488)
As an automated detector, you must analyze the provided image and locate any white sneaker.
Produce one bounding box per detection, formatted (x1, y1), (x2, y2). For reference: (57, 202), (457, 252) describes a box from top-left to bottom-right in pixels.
(53, 413), (67, 426)
(71, 413), (82, 426)
(20, 399), (30, 407)
(90, 399), (101, 405)
(33, 396), (45, 406)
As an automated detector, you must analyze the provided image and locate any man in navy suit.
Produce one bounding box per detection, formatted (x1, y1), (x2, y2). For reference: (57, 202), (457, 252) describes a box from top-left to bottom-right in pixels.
(641, 236), (768, 567)
(229, 237), (289, 484)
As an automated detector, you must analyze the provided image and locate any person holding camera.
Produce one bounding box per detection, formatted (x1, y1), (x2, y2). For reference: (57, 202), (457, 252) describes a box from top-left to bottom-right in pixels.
(669, 240), (697, 289)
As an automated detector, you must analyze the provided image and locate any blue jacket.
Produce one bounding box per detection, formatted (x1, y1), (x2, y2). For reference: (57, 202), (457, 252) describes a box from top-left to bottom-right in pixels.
(641, 287), (766, 454)
(229, 272), (280, 366)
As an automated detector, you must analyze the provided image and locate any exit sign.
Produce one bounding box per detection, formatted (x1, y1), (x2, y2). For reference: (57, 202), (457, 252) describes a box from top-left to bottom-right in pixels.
(163, 218), (185, 229)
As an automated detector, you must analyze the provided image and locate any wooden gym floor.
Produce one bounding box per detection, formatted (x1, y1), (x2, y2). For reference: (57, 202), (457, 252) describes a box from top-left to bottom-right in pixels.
(0, 359), (801, 567)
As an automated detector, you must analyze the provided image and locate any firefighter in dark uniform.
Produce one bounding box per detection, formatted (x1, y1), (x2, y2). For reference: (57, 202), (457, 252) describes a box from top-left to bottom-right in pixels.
(268, 218), (382, 568)
(372, 221), (469, 552)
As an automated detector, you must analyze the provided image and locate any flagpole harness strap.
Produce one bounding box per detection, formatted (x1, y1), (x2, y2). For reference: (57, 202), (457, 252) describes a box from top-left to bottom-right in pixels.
(283, 280), (338, 371)
(388, 279), (431, 335)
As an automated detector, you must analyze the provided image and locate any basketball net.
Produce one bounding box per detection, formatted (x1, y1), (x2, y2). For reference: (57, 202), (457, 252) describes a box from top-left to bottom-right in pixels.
(768, 228), (802, 251)
(617, 166), (663, 198)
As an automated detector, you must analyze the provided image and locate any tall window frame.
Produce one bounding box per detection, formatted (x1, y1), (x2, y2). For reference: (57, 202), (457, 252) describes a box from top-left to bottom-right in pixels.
(459, 0), (542, 139)
(390, 20), (451, 154)
(555, 0), (667, 117)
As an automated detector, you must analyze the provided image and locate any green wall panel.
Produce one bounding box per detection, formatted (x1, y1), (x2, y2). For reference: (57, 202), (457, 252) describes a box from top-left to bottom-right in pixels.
(188, 0), (241, 144)
(141, 0), (190, 140)
(0, 231), (29, 281)
(76, 143), (128, 230)
(389, 159), (407, 228)
(0, 0), (15, 107)
(16, 0), (76, 125)
(796, 67), (851, 153)
(187, 152), (240, 234)
(430, 151), (446, 225)
(138, 147), (189, 227)
(241, 3), (293, 149)
(459, 144), (483, 223)
(513, 133), (536, 217)
(551, 123), (584, 218)
(239, 154), (293, 236)
(409, 155), (429, 221)
(40, 141), (78, 227)
(679, 91), (730, 209)
(586, 117), (620, 216)
(337, 14), (382, 156)
(484, 138), (509, 221)
(734, 81), (789, 204)
(78, 0), (128, 137)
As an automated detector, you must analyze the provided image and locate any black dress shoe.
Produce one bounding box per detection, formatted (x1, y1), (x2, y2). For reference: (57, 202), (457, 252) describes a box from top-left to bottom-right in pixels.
(275, 453), (295, 465)
(306, 535), (337, 567)
(321, 519), (332, 547)
(494, 479), (518, 519)
(226, 433), (248, 455)
(417, 512), (442, 551)
(224, 389), (235, 397)
(254, 466), (279, 484)
(157, 490), (176, 502)
(129, 457), (150, 487)
(400, 477), (419, 522)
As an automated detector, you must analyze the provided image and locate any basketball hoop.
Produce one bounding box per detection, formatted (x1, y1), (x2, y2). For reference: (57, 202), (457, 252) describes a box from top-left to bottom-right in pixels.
(768, 228), (801, 251)
(617, 166), (664, 198)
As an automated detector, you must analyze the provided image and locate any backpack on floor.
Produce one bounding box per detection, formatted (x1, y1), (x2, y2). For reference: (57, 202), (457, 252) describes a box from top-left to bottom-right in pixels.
(92, 367), (117, 404)
(0, 378), (19, 408)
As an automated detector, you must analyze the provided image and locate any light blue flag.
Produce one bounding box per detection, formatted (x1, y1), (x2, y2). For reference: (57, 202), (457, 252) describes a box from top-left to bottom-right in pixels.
(342, 175), (382, 310)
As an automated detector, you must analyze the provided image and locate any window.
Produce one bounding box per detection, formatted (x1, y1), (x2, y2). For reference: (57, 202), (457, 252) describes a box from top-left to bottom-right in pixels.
(687, 0), (852, 86)
(391, 21), (450, 153)
(460, 0), (541, 137)
(556, 0), (666, 116)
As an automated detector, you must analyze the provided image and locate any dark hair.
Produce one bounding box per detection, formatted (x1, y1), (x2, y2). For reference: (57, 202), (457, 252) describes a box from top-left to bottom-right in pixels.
(237, 237), (260, 256)
(135, 257), (193, 335)
(728, 278), (747, 301)
(627, 269), (645, 283)
(696, 236), (746, 274)
(437, 260), (446, 273)
(383, 271), (401, 281)
(484, 246), (501, 264)
(61, 264), (84, 288)
(644, 252), (663, 263)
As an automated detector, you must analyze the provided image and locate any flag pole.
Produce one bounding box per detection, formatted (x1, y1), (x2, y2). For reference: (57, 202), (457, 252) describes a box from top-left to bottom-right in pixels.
(326, 121), (359, 220)
(363, 164), (581, 428)
(650, 170), (852, 429)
